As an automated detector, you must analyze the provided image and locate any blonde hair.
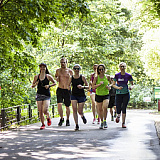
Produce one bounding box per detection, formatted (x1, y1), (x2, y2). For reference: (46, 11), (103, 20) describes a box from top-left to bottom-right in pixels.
(119, 62), (126, 67)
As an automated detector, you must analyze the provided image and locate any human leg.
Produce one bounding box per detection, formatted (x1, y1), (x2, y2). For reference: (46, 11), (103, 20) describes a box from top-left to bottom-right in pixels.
(90, 93), (96, 123)
(97, 102), (103, 129)
(115, 94), (123, 123)
(64, 89), (71, 126)
(121, 93), (130, 127)
(110, 108), (114, 121)
(102, 99), (109, 128)
(43, 100), (51, 126)
(78, 102), (87, 124)
(37, 101), (45, 129)
(72, 100), (78, 126)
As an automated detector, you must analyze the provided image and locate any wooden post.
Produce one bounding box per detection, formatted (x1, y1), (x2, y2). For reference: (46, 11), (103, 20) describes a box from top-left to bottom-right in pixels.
(158, 99), (160, 111)
(52, 104), (54, 118)
(28, 104), (32, 121)
(1, 109), (6, 128)
(17, 106), (21, 125)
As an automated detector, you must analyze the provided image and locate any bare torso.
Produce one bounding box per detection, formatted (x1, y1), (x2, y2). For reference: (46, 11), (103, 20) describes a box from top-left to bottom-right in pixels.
(56, 68), (73, 89)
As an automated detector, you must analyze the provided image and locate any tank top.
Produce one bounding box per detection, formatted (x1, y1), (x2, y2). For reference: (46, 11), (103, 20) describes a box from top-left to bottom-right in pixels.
(90, 73), (96, 93)
(71, 75), (85, 97)
(37, 74), (50, 97)
(96, 75), (109, 96)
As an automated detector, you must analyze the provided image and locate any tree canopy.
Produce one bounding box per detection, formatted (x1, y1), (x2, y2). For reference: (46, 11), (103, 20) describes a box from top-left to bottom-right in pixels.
(0, 0), (160, 108)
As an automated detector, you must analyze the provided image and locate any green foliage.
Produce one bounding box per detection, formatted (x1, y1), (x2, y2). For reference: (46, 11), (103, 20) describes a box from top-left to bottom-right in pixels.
(129, 83), (156, 109)
(1, 0), (157, 110)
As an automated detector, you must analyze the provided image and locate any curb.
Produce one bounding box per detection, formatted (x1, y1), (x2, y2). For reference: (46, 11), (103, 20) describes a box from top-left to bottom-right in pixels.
(155, 121), (160, 144)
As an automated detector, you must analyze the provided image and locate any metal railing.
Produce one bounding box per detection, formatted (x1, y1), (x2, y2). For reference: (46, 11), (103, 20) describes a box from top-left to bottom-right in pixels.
(0, 102), (91, 131)
(0, 104), (56, 130)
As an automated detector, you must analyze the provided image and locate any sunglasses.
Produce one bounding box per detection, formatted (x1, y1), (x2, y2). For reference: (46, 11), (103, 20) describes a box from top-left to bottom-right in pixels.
(74, 68), (80, 70)
(120, 66), (125, 68)
(99, 68), (104, 71)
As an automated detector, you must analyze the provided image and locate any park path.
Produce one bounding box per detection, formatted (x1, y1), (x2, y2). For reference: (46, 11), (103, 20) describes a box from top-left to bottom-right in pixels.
(0, 109), (160, 160)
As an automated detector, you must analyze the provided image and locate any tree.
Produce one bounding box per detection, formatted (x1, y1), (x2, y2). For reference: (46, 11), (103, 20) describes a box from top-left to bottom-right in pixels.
(0, 0), (90, 108)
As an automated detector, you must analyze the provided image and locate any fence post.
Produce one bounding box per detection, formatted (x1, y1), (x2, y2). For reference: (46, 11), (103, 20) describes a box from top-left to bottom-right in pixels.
(1, 109), (6, 128)
(17, 106), (21, 125)
(28, 104), (32, 122)
(52, 104), (54, 118)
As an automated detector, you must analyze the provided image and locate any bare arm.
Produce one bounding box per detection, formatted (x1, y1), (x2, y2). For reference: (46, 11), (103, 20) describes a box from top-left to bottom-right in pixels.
(55, 69), (60, 82)
(77, 75), (89, 89)
(112, 80), (123, 90)
(31, 75), (39, 88)
(47, 74), (57, 89)
(106, 75), (111, 90)
(129, 81), (134, 90)
(67, 76), (72, 90)
(92, 76), (103, 89)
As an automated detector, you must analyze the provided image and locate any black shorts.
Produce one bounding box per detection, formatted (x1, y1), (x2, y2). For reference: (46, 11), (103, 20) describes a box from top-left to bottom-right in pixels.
(95, 94), (109, 103)
(108, 96), (116, 108)
(56, 87), (71, 107)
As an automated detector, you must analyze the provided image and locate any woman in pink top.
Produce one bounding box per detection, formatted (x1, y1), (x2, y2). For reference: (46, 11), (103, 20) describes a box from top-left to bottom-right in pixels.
(89, 64), (100, 124)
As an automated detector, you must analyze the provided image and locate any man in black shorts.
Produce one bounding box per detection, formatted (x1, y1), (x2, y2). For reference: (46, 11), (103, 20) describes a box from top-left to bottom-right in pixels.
(55, 58), (73, 126)
(108, 77), (117, 121)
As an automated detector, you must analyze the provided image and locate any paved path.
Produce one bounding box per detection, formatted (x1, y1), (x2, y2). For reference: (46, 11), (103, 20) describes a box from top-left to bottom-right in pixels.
(0, 109), (160, 160)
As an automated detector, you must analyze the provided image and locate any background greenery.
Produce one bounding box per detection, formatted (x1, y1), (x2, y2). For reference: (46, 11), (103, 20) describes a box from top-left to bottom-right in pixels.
(1, 0), (160, 109)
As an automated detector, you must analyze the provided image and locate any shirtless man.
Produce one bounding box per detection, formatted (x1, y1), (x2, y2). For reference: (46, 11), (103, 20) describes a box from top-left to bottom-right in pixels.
(55, 58), (73, 126)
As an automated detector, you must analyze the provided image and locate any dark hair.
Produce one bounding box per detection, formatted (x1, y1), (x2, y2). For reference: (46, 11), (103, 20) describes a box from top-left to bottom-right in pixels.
(45, 67), (49, 74)
(97, 64), (105, 75)
(60, 57), (68, 63)
(39, 63), (49, 74)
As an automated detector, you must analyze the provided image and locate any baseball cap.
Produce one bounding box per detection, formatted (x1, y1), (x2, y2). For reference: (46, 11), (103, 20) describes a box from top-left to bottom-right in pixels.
(39, 63), (47, 67)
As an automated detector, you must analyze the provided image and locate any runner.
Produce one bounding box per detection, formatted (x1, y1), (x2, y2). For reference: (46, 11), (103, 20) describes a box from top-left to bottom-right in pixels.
(55, 58), (73, 126)
(89, 64), (100, 124)
(112, 62), (134, 128)
(92, 64), (111, 129)
(32, 63), (56, 130)
(68, 64), (89, 131)
(108, 76), (116, 121)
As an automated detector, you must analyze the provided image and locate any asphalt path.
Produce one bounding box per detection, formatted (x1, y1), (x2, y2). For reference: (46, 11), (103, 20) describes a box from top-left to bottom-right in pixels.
(0, 109), (160, 160)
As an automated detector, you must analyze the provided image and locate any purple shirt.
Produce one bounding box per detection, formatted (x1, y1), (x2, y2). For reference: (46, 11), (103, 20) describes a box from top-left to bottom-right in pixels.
(113, 72), (133, 94)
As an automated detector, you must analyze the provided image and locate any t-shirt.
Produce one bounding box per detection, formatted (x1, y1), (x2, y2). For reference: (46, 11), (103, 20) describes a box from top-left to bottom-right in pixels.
(96, 75), (109, 96)
(113, 72), (133, 94)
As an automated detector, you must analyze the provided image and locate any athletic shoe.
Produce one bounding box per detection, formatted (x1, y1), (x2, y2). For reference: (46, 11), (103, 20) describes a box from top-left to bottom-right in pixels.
(116, 116), (120, 123)
(122, 123), (126, 128)
(97, 118), (100, 124)
(103, 121), (108, 128)
(47, 118), (51, 126)
(66, 120), (70, 126)
(82, 116), (87, 124)
(111, 116), (114, 121)
(92, 118), (96, 124)
(40, 124), (45, 130)
(58, 118), (64, 126)
(99, 123), (103, 129)
(75, 124), (79, 131)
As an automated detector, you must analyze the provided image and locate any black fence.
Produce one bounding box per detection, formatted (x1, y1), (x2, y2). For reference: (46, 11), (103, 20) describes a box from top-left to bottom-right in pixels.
(0, 104), (56, 130)
(0, 103), (91, 131)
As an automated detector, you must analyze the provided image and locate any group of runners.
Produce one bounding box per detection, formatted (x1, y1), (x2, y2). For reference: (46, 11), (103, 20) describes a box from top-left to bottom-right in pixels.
(31, 58), (134, 130)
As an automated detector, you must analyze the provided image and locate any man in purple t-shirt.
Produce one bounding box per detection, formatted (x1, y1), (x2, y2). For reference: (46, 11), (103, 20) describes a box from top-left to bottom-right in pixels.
(112, 62), (134, 128)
